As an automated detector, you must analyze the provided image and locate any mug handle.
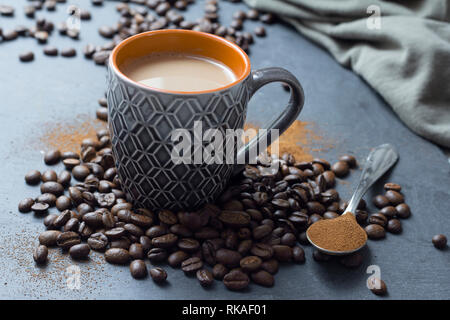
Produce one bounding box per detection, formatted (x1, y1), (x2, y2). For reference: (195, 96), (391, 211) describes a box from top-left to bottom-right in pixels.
(234, 67), (305, 174)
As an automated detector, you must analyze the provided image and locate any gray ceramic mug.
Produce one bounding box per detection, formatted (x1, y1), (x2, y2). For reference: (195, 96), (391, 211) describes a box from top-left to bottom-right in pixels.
(107, 30), (304, 211)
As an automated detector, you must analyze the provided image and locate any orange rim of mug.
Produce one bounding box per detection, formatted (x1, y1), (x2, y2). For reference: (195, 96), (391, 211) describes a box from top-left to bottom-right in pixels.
(110, 29), (252, 95)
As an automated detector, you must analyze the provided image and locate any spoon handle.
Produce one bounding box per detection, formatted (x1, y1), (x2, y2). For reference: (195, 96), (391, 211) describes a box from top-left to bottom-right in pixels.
(345, 144), (399, 214)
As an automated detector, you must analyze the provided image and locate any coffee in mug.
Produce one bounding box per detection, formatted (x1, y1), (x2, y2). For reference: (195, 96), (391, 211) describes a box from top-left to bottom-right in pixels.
(121, 53), (237, 91)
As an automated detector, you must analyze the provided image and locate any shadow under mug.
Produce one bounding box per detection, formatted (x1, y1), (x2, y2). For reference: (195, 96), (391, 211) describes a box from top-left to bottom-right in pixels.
(107, 29), (304, 211)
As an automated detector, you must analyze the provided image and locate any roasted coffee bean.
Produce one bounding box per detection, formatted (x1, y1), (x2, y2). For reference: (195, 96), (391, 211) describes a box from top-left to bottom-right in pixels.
(365, 224), (386, 239)
(323, 211), (339, 220)
(91, 0), (103, 6)
(223, 270), (249, 291)
(41, 170), (57, 182)
(61, 47), (76, 57)
(385, 190), (404, 206)
(181, 257), (203, 274)
(53, 209), (72, 227)
(251, 270), (274, 287)
(64, 218), (80, 232)
(250, 243), (273, 260)
(240, 256), (262, 272)
(72, 165), (90, 181)
(19, 198), (35, 213)
(168, 250), (189, 267)
(105, 227), (126, 240)
(40, 181), (64, 196)
(197, 269), (214, 287)
(57, 170), (71, 186)
(19, 51), (34, 62)
(43, 150), (60, 165)
(170, 224), (193, 238)
(218, 211), (250, 227)
(130, 213), (153, 228)
(261, 259), (279, 274)
(384, 182), (401, 192)
(373, 195), (390, 209)
(147, 248), (168, 262)
(339, 155), (357, 168)
(380, 206), (397, 218)
(69, 244), (90, 260)
(124, 223), (143, 237)
(127, 243), (143, 260)
(25, 170), (41, 185)
(88, 232), (108, 251)
(130, 260), (148, 279)
(39, 230), (61, 246)
(272, 245), (293, 262)
(31, 202), (50, 214)
(56, 231), (81, 249)
(2, 30), (18, 41)
(212, 264), (228, 280)
(33, 245), (48, 264)
(43, 46), (58, 56)
(368, 213), (387, 227)
(152, 233), (178, 248)
(78, 221), (94, 239)
(254, 26), (266, 37)
(252, 224), (272, 240)
(247, 9), (259, 20)
(331, 161), (349, 177)
(150, 267), (167, 283)
(43, 214), (57, 229)
(178, 238), (200, 252)
(395, 203), (411, 218)
(216, 249), (242, 268)
(158, 209), (178, 225)
(105, 248), (130, 264)
(313, 249), (331, 262)
(24, 5), (36, 18)
(292, 246), (305, 263)
(367, 278), (387, 296)
(56, 196), (71, 211)
(386, 219), (402, 234)
(432, 234), (447, 249)
(260, 13), (274, 24)
(194, 227), (220, 239)
(83, 211), (103, 228)
(36, 193), (57, 207)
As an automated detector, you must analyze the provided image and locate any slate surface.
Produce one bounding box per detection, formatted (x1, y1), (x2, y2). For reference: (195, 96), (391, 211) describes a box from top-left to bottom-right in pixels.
(0, 0), (449, 300)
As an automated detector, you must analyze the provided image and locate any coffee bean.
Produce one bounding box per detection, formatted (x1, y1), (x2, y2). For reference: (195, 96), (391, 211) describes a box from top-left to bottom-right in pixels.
(57, 170), (71, 186)
(368, 213), (387, 227)
(152, 233), (178, 248)
(93, 50), (111, 65)
(24, 5), (36, 18)
(250, 243), (273, 260)
(223, 270), (249, 291)
(32, 245), (48, 266)
(178, 238), (200, 252)
(181, 257), (203, 274)
(19, 198), (35, 213)
(36, 193), (57, 207)
(88, 232), (108, 251)
(432, 234), (447, 249)
(260, 259), (279, 274)
(339, 252), (363, 268)
(72, 165), (90, 181)
(43, 46), (58, 56)
(105, 248), (130, 264)
(2, 30), (18, 41)
(212, 264), (228, 280)
(130, 260), (148, 279)
(31, 202), (50, 214)
(168, 250), (189, 267)
(292, 246), (305, 263)
(39, 230), (61, 246)
(387, 219), (402, 234)
(365, 224), (385, 239)
(216, 249), (242, 268)
(380, 206), (397, 218)
(147, 248), (168, 262)
(150, 267), (167, 283)
(41, 170), (57, 182)
(251, 270), (274, 287)
(254, 26), (266, 37)
(61, 48), (76, 57)
(272, 245), (293, 262)
(218, 211), (250, 227)
(91, 0), (103, 6)
(53, 209), (72, 228)
(253, 224), (272, 240)
(331, 161), (349, 177)
(44, 150), (61, 165)
(339, 155), (357, 168)
(367, 278), (387, 296)
(240, 256), (262, 272)
(385, 190), (404, 206)
(373, 195), (390, 209)
(197, 269), (214, 287)
(57, 231), (81, 249)
(158, 209), (178, 225)
(384, 182), (401, 192)
(55, 196), (71, 211)
(25, 170), (41, 185)
(64, 218), (80, 232)
(260, 13), (274, 24)
(247, 9), (259, 20)
(69, 244), (90, 260)
(19, 51), (34, 62)
(395, 203), (411, 218)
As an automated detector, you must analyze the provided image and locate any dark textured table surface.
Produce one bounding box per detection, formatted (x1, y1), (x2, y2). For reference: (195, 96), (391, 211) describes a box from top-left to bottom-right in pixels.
(0, 0), (449, 300)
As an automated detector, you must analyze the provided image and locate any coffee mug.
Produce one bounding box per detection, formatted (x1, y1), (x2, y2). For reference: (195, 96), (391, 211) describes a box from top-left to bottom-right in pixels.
(107, 30), (304, 211)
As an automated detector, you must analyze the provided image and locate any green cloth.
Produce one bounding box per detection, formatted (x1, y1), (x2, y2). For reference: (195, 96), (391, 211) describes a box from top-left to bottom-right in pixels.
(245, 0), (450, 148)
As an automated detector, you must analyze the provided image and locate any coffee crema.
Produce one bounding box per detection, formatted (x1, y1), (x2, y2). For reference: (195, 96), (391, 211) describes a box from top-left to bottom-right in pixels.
(121, 53), (237, 92)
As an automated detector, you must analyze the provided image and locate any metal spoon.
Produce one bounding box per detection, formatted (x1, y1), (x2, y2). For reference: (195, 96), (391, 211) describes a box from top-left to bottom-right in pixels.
(306, 143), (399, 255)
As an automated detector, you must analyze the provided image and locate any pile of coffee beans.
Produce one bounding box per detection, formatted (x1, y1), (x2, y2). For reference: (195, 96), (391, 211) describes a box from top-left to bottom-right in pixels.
(19, 124), (409, 295)
(1, 0), (274, 64)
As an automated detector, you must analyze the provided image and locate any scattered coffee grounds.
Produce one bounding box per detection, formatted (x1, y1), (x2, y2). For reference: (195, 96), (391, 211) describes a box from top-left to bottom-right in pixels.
(37, 115), (106, 153)
(245, 120), (331, 162)
(306, 212), (367, 252)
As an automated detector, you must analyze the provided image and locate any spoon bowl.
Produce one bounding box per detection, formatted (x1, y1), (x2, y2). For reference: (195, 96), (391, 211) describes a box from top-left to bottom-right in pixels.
(306, 144), (398, 255)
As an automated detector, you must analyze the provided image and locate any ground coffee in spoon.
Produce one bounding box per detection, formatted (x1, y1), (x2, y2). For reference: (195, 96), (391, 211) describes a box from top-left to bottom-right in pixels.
(307, 212), (367, 252)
